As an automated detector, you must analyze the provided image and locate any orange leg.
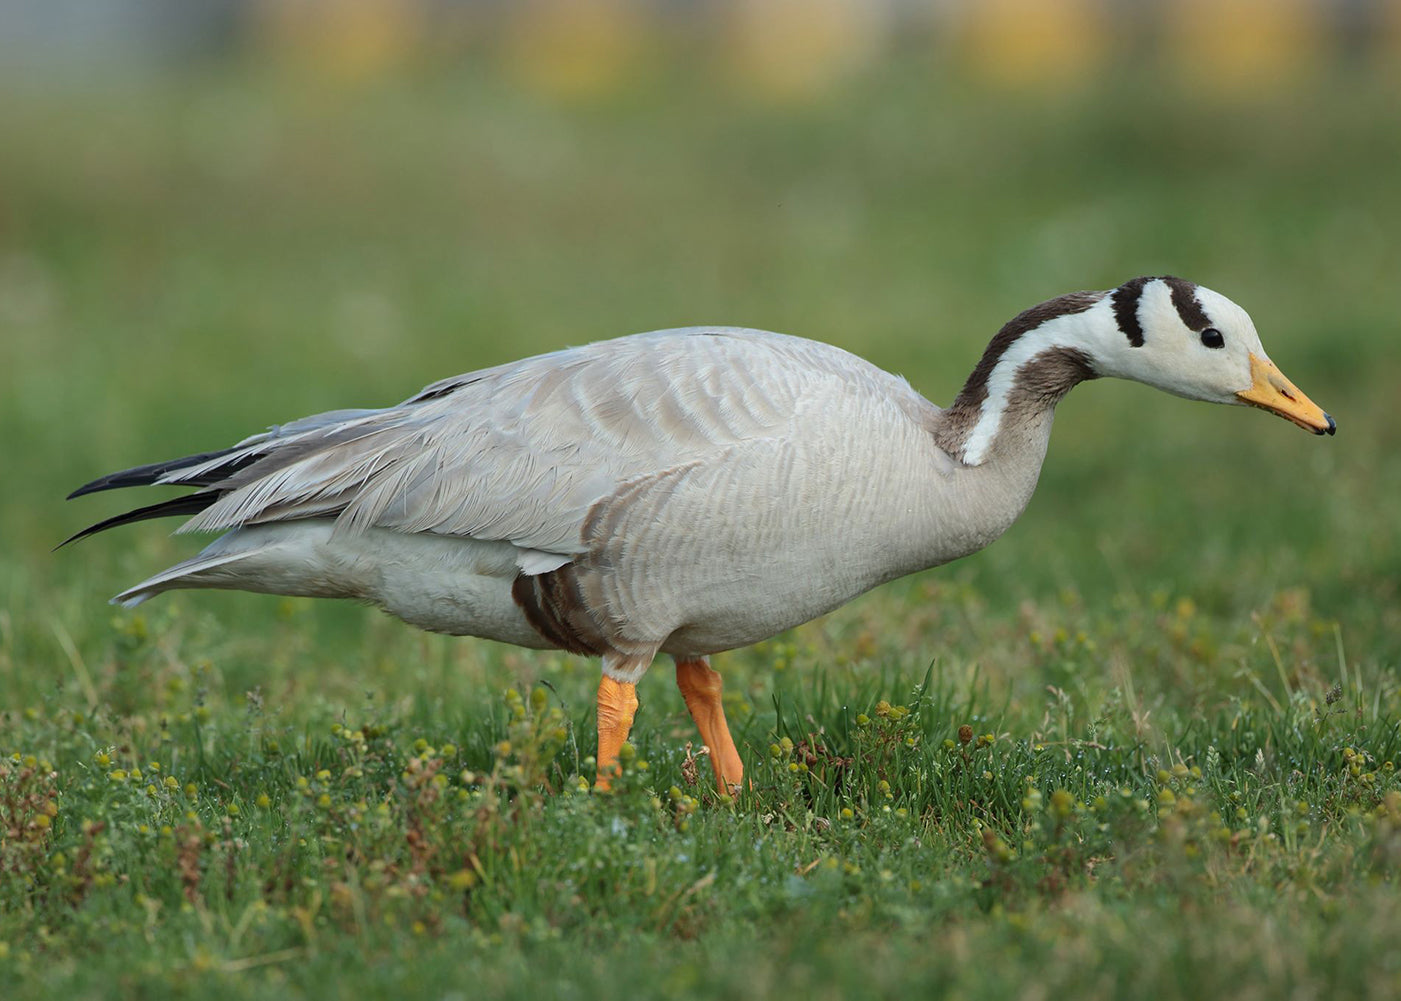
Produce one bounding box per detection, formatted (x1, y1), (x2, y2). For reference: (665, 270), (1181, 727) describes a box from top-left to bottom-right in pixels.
(676, 657), (744, 795)
(595, 675), (638, 790)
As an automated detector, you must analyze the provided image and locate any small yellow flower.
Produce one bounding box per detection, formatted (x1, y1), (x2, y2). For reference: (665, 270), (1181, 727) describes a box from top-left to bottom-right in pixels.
(446, 869), (477, 891)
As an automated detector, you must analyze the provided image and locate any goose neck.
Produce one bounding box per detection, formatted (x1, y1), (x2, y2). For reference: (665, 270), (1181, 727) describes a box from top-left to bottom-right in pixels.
(933, 291), (1106, 465)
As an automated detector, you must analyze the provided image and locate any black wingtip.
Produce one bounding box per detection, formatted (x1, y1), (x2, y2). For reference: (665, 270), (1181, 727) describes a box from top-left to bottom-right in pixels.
(67, 447), (247, 500)
(56, 493), (219, 550)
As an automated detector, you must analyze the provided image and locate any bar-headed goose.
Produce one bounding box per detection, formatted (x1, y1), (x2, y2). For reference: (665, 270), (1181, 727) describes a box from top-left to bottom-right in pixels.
(67, 276), (1333, 793)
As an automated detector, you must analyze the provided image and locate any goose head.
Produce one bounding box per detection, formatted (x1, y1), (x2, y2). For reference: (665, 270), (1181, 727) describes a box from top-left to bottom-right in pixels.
(1092, 276), (1335, 435)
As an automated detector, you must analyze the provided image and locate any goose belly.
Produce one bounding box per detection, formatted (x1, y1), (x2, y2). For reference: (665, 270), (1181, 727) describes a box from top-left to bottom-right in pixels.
(194, 524), (557, 649)
(658, 566), (884, 657)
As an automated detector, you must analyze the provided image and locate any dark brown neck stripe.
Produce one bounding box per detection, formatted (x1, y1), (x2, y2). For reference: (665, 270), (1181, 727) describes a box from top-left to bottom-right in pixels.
(1010, 346), (1098, 405)
(935, 290), (1104, 459)
(949, 290), (1103, 417)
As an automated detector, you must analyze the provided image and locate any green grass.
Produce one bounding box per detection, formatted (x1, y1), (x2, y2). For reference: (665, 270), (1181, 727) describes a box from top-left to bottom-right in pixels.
(3, 59), (1401, 999)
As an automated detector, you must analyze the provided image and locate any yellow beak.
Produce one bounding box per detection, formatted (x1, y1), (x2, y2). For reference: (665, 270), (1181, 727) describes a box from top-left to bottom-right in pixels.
(1236, 354), (1335, 435)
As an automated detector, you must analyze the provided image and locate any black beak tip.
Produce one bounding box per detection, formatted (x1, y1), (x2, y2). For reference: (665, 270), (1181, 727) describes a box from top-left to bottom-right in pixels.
(1322, 413), (1336, 436)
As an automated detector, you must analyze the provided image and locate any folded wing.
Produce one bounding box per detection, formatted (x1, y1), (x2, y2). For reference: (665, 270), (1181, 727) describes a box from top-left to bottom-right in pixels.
(68, 328), (869, 562)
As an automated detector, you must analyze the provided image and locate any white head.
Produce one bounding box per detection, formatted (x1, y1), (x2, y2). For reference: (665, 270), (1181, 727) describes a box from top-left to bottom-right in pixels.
(1083, 276), (1334, 433)
(951, 276), (1334, 466)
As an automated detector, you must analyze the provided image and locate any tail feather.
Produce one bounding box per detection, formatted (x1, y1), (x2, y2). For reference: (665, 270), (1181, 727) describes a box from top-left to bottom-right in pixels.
(111, 547), (262, 608)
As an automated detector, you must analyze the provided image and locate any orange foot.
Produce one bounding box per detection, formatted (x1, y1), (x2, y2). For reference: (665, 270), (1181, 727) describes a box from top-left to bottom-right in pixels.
(676, 657), (745, 796)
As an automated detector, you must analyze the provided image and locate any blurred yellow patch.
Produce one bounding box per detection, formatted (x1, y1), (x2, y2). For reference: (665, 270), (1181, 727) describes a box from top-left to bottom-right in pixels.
(957, 0), (1108, 90)
(1164, 0), (1324, 95)
(250, 0), (423, 83)
(720, 0), (889, 103)
(504, 0), (652, 102)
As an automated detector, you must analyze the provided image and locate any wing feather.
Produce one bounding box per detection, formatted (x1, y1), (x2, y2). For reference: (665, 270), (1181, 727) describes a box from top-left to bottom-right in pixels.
(152, 328), (933, 557)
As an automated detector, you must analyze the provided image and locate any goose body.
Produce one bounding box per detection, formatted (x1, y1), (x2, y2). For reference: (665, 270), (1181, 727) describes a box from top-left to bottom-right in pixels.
(69, 277), (1334, 792)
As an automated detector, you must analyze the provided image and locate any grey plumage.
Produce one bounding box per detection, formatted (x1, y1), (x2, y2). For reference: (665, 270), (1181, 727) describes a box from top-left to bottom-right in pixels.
(67, 279), (1332, 685)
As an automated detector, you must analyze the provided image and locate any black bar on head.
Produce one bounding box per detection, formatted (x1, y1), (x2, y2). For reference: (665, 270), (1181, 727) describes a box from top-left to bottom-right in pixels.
(1163, 276), (1210, 331)
(1111, 277), (1151, 347)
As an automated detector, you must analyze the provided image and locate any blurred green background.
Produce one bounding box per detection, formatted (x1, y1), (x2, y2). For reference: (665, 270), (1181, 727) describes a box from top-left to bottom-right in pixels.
(5, 4), (1401, 998)
(2, 0), (1399, 703)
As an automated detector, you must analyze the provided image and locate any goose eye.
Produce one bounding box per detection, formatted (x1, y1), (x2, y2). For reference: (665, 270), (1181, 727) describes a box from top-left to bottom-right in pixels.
(1200, 327), (1225, 349)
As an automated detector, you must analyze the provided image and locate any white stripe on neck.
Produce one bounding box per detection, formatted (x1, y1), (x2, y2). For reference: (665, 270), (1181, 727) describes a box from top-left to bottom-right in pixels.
(961, 301), (1109, 466)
